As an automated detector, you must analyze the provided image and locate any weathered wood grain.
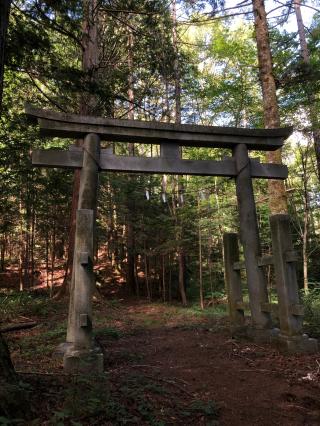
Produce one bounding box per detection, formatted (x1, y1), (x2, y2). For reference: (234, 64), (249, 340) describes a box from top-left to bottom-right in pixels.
(31, 149), (288, 179)
(25, 104), (292, 151)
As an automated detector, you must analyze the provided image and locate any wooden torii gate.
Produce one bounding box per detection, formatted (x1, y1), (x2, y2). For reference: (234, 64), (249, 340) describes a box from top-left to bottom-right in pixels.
(26, 104), (311, 372)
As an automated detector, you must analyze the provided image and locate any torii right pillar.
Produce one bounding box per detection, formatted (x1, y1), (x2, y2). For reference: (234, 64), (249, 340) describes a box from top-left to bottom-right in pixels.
(270, 214), (318, 353)
(233, 143), (275, 341)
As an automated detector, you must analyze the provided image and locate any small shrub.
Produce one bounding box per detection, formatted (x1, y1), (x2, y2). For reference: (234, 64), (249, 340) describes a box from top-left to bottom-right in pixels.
(302, 288), (320, 337)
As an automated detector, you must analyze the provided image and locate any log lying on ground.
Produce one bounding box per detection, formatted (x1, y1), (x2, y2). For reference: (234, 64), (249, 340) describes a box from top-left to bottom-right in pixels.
(0, 321), (37, 333)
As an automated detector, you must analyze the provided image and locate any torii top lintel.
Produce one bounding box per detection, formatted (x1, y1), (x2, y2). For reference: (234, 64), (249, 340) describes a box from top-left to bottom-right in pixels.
(25, 104), (292, 151)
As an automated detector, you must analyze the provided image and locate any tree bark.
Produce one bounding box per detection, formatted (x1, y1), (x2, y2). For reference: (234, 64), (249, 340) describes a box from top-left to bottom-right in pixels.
(294, 0), (320, 179)
(198, 198), (204, 310)
(0, 333), (28, 418)
(57, 0), (99, 297)
(172, 0), (181, 124)
(252, 0), (287, 214)
(125, 23), (136, 294)
(0, 0), (11, 112)
(299, 145), (310, 293)
(294, 0), (309, 63)
(172, 0), (187, 305)
(0, 334), (15, 381)
(0, 6), (28, 413)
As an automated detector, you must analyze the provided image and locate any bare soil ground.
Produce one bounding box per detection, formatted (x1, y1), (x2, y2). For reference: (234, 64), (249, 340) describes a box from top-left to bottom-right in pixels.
(1, 295), (319, 425)
(99, 301), (320, 426)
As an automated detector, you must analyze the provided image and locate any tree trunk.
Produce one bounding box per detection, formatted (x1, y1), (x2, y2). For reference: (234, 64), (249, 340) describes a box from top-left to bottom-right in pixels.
(30, 205), (36, 285)
(19, 195), (24, 292)
(172, 0), (187, 305)
(172, 0), (181, 123)
(0, 235), (6, 271)
(252, 0), (287, 214)
(0, 334), (15, 383)
(0, 6), (27, 411)
(0, 0), (11, 112)
(294, 0), (320, 179)
(56, 0), (99, 297)
(0, 333), (28, 418)
(198, 199), (204, 310)
(51, 222), (56, 291)
(178, 250), (187, 305)
(300, 145), (310, 293)
(162, 254), (166, 302)
(45, 228), (49, 289)
(302, 206), (309, 293)
(144, 251), (151, 301)
(125, 24), (136, 294)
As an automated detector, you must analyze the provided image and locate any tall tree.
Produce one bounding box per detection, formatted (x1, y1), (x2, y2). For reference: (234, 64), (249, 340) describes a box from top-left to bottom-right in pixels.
(293, 0), (320, 179)
(126, 21), (137, 294)
(0, 0), (14, 396)
(172, 0), (187, 305)
(0, 1), (29, 417)
(59, 0), (99, 297)
(252, 0), (287, 214)
(0, 0), (11, 112)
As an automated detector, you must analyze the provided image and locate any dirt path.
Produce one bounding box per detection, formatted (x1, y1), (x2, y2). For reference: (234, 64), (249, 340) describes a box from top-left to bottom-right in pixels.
(5, 298), (320, 424)
(98, 302), (320, 426)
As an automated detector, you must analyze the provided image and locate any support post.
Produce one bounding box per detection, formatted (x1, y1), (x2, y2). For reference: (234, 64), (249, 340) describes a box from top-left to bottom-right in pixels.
(270, 214), (318, 353)
(223, 233), (246, 333)
(233, 143), (273, 340)
(63, 133), (103, 372)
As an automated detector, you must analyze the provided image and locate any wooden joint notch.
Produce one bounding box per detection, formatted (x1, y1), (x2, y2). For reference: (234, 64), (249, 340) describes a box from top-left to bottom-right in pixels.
(160, 142), (180, 159)
(284, 250), (298, 263)
(233, 261), (245, 271)
(289, 304), (304, 316)
(69, 144), (114, 155)
(258, 255), (274, 267)
(79, 313), (89, 327)
(80, 251), (90, 266)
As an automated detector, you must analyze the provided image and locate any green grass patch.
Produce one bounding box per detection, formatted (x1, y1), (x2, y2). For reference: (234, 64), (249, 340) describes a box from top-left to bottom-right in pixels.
(0, 291), (65, 321)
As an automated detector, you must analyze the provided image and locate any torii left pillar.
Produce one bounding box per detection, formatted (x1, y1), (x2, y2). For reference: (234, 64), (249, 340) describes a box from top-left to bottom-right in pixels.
(63, 133), (104, 373)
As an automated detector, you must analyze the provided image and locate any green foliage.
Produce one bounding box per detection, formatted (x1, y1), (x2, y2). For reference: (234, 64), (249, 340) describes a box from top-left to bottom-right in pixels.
(1, 0), (320, 308)
(46, 371), (219, 425)
(0, 291), (62, 320)
(302, 288), (320, 337)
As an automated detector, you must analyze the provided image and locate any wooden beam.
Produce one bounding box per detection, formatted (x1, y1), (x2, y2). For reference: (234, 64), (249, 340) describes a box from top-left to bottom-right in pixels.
(32, 149), (82, 169)
(31, 149), (288, 179)
(25, 104), (292, 151)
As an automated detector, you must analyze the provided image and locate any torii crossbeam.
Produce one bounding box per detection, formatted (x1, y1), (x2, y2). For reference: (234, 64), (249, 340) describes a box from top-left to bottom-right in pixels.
(26, 104), (292, 372)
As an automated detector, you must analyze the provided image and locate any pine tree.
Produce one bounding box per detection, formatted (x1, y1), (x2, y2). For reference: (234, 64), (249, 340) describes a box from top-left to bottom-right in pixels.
(252, 0), (287, 214)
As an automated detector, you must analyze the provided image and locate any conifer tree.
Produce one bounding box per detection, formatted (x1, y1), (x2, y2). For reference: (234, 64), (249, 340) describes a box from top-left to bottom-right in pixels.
(252, 0), (287, 214)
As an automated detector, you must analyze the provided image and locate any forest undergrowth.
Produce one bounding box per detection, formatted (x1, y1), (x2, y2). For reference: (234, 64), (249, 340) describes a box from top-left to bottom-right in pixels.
(1, 281), (320, 425)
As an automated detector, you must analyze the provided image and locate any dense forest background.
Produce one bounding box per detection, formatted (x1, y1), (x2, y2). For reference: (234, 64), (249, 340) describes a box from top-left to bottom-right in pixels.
(2, 1), (320, 423)
(1, 0), (320, 306)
